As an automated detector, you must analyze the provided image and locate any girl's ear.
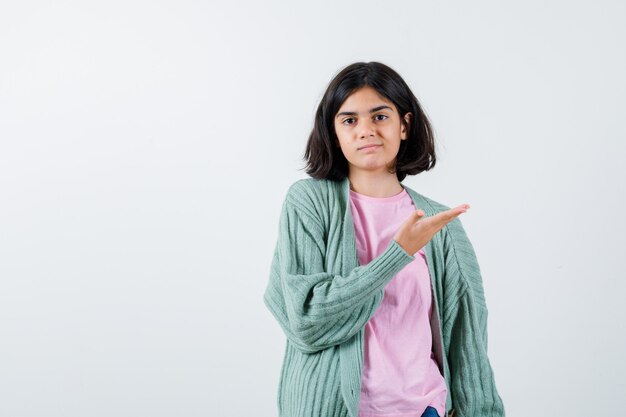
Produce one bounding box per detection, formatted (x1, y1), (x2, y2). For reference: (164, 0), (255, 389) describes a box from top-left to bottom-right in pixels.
(401, 112), (413, 139)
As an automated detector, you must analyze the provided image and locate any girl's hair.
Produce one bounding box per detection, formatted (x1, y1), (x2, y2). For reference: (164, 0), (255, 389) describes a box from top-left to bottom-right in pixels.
(303, 61), (436, 182)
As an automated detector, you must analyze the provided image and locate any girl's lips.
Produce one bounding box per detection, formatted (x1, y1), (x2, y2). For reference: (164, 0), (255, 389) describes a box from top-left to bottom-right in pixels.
(359, 144), (382, 151)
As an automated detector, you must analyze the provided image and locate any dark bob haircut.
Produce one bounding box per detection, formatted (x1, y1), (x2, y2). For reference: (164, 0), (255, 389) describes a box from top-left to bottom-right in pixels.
(303, 61), (436, 182)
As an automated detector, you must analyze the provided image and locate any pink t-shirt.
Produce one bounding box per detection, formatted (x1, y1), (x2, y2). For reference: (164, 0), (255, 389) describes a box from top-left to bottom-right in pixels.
(350, 187), (447, 417)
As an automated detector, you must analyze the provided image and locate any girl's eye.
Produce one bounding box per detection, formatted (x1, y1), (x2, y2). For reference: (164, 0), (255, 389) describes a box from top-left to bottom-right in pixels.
(342, 115), (388, 125)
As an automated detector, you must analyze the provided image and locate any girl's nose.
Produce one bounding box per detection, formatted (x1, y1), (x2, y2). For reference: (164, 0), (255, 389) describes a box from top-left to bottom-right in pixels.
(359, 120), (376, 137)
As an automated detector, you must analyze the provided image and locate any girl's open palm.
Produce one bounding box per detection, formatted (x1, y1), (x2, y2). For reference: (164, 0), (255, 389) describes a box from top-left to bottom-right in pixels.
(392, 204), (470, 255)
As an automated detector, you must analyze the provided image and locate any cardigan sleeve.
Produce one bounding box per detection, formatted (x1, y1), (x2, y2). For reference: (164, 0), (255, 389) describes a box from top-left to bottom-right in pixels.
(263, 189), (415, 354)
(443, 217), (506, 417)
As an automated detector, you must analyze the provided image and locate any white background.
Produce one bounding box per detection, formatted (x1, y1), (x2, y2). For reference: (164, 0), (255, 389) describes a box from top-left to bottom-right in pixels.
(1, 1), (624, 416)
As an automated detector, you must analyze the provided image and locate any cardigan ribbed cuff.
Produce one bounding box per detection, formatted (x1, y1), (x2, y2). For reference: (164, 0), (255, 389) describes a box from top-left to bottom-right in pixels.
(366, 238), (415, 281)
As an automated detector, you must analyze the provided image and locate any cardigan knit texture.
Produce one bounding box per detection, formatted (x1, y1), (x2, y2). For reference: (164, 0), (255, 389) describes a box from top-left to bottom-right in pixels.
(263, 177), (506, 417)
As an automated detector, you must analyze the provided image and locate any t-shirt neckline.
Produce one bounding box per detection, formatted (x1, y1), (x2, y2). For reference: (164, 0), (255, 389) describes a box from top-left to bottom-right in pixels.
(349, 187), (407, 204)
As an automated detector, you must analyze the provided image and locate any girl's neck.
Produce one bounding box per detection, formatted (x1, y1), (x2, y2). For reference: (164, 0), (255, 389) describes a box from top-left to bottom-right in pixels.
(348, 172), (403, 198)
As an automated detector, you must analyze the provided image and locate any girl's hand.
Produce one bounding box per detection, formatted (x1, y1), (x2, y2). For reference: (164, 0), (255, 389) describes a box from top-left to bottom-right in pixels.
(392, 204), (470, 255)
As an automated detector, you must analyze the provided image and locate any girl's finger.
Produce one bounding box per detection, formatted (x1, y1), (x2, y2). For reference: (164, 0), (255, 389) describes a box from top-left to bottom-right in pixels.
(450, 204), (470, 216)
(433, 205), (470, 225)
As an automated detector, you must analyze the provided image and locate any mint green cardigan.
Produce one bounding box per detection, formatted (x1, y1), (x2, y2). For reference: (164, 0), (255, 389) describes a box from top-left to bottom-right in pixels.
(263, 177), (506, 417)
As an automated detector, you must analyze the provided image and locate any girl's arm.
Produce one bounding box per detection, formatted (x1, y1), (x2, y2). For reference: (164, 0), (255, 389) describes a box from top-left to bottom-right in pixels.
(442, 217), (506, 417)
(263, 185), (415, 354)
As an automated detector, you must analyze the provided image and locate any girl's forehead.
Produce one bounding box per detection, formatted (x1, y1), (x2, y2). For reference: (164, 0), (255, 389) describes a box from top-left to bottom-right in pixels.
(345, 86), (386, 101)
(338, 88), (396, 113)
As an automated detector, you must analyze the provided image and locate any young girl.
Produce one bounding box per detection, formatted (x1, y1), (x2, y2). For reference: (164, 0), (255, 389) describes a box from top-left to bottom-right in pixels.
(263, 62), (505, 417)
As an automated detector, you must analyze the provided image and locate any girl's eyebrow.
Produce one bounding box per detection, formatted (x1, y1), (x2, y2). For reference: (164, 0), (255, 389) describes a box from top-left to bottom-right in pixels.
(336, 105), (392, 118)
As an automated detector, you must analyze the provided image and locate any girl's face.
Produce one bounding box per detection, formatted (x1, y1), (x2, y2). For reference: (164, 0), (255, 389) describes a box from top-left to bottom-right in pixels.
(333, 86), (411, 177)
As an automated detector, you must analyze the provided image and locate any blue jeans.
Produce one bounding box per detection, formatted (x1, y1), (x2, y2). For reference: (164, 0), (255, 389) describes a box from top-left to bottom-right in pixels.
(421, 406), (440, 417)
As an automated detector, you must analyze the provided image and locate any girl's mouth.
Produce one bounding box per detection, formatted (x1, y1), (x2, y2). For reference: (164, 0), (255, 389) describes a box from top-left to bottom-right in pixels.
(359, 144), (382, 151)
